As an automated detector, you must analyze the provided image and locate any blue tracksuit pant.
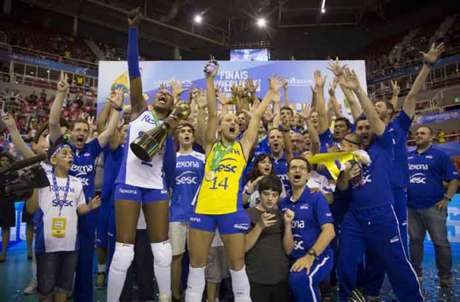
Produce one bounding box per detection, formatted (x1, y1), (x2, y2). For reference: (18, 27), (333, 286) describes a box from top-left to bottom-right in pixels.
(74, 210), (97, 302)
(289, 250), (333, 302)
(361, 187), (409, 296)
(338, 204), (422, 302)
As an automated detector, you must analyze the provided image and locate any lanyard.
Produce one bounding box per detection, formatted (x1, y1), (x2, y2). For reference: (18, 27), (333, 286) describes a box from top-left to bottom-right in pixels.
(51, 172), (70, 216)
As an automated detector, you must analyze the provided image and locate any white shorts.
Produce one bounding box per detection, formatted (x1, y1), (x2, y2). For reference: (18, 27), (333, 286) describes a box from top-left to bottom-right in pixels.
(169, 221), (188, 256)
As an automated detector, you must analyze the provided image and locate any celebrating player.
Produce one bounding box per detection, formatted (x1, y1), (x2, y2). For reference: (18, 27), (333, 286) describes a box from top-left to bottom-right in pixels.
(185, 61), (284, 301)
(106, 9), (176, 302)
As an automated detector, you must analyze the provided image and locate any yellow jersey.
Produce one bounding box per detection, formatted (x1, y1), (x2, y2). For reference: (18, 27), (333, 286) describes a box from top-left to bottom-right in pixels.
(195, 141), (246, 215)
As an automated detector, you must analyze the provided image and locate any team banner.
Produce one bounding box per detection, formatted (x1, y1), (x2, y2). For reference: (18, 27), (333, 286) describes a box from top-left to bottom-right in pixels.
(97, 60), (368, 120)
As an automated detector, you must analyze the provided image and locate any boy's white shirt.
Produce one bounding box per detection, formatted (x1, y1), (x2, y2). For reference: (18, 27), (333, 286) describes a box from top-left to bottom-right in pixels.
(37, 173), (85, 252)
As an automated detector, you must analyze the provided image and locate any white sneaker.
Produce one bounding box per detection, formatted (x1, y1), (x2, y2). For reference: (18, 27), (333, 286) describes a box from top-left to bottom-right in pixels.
(23, 279), (37, 295)
(159, 293), (172, 302)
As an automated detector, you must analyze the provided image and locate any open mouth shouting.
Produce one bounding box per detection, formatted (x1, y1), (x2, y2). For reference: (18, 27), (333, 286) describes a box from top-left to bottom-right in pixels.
(262, 167), (271, 175)
(228, 125), (237, 135)
(182, 135), (191, 143)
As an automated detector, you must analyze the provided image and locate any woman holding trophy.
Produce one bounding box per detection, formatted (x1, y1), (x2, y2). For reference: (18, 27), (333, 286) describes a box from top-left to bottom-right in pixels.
(185, 59), (284, 301)
(107, 9), (181, 302)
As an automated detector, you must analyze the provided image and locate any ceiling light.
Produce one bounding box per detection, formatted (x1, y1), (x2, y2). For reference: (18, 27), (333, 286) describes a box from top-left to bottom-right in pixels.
(256, 17), (266, 28)
(193, 14), (203, 24)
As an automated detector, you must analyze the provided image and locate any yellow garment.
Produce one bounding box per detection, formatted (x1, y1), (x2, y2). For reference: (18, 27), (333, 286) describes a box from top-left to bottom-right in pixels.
(195, 141), (246, 215)
(308, 152), (355, 180)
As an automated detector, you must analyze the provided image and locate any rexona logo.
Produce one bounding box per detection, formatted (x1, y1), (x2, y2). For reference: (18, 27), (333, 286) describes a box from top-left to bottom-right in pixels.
(409, 173), (426, 184)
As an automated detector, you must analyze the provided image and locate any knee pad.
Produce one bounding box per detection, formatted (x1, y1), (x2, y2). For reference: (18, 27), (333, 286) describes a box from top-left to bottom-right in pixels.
(151, 241), (172, 267)
(110, 242), (134, 273)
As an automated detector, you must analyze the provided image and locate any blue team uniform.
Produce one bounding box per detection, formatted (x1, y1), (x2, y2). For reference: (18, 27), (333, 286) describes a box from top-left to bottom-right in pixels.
(337, 130), (422, 302)
(280, 187), (334, 302)
(407, 146), (458, 209)
(170, 151), (205, 222)
(68, 138), (101, 302)
(99, 145), (125, 272)
(319, 129), (337, 153)
(273, 152), (291, 195)
(96, 145), (124, 250)
(406, 146), (458, 280)
(362, 111), (413, 296)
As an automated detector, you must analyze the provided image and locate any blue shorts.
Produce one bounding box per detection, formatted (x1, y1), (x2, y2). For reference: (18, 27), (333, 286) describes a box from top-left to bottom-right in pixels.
(114, 183), (168, 204)
(190, 210), (250, 234)
(96, 193), (114, 248)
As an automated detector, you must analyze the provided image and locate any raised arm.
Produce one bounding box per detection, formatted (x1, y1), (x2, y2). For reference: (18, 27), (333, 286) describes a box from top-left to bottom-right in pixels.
(283, 80), (289, 107)
(241, 76), (282, 158)
(203, 61), (219, 153)
(328, 80), (343, 119)
(96, 97), (112, 133)
(49, 72), (69, 143)
(97, 88), (123, 147)
(195, 89), (207, 147)
(389, 80), (400, 110)
(339, 69), (385, 136)
(2, 114), (35, 158)
(281, 128), (293, 162)
(328, 58), (363, 121)
(341, 85), (363, 122)
(403, 43), (445, 119)
(127, 8), (147, 119)
(313, 71), (329, 134)
(306, 120), (320, 155)
(271, 91), (281, 128)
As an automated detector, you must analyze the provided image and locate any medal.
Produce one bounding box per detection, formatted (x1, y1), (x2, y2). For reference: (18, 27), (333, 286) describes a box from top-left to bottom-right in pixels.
(206, 170), (216, 181)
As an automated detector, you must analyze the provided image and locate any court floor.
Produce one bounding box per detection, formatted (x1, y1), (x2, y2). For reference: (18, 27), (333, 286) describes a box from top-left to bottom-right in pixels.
(0, 242), (458, 301)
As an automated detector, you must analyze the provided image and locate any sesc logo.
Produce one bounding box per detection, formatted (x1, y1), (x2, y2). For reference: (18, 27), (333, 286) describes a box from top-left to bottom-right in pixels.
(409, 173), (426, 184)
(176, 171), (198, 185)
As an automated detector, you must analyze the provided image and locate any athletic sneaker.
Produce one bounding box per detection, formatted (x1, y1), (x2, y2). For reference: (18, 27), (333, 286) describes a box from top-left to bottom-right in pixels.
(96, 272), (106, 289)
(23, 279), (37, 295)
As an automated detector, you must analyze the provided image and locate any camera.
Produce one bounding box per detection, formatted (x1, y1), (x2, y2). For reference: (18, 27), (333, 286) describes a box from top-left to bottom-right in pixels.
(0, 155), (50, 201)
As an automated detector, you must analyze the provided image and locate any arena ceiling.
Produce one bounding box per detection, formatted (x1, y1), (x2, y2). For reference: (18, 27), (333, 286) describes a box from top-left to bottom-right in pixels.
(15, 0), (456, 59)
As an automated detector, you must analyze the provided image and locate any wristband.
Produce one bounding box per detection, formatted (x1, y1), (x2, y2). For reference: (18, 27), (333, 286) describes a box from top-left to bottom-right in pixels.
(113, 106), (123, 112)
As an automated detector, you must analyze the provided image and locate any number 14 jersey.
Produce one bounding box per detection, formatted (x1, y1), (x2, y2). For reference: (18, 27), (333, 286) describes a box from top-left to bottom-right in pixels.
(195, 141), (246, 215)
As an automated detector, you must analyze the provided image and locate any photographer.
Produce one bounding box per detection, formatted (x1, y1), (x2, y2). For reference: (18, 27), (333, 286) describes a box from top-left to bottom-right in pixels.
(0, 152), (15, 262)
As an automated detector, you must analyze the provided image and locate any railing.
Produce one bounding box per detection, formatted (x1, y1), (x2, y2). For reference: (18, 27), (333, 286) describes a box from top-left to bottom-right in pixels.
(10, 45), (98, 69)
(0, 71), (97, 95)
(407, 133), (460, 146)
(368, 58), (460, 101)
(367, 44), (460, 81)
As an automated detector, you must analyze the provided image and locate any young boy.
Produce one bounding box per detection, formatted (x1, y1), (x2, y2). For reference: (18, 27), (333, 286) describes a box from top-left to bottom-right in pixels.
(27, 141), (100, 302)
(245, 175), (292, 302)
